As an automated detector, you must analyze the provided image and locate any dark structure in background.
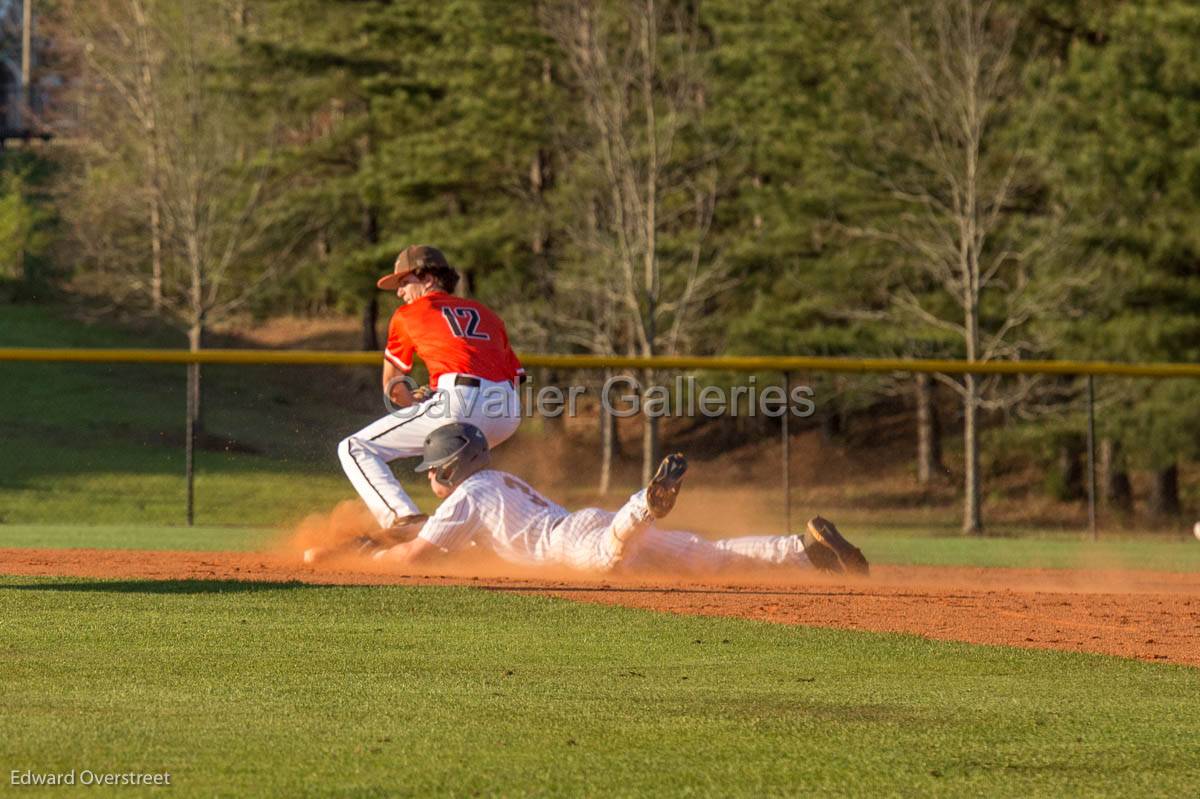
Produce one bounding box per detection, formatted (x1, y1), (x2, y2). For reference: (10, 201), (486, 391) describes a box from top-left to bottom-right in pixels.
(0, 0), (51, 145)
(0, 51), (21, 134)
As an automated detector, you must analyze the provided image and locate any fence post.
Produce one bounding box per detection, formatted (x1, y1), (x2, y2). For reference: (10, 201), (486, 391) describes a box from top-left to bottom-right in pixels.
(1086, 375), (1097, 540)
(185, 363), (197, 527)
(783, 371), (792, 534)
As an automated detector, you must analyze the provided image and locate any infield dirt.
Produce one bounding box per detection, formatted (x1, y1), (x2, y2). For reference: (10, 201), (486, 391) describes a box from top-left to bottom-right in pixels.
(3, 546), (1197, 668)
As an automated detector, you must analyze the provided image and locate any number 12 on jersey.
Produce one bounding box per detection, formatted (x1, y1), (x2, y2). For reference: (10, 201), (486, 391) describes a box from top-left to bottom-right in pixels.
(441, 306), (491, 341)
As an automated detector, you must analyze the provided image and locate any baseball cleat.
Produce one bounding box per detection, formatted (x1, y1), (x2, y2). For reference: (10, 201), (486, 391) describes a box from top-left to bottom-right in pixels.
(799, 534), (842, 574)
(803, 516), (870, 577)
(646, 453), (688, 519)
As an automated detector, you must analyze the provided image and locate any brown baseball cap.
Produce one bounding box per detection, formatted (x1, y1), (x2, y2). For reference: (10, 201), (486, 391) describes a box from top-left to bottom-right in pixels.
(377, 245), (452, 290)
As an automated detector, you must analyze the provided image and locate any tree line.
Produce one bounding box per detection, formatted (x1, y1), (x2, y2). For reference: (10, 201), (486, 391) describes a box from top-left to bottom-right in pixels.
(3, 0), (1197, 532)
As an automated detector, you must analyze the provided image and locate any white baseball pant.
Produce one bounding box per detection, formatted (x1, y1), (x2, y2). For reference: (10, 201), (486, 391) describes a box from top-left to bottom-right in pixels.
(552, 489), (812, 574)
(339, 373), (521, 528)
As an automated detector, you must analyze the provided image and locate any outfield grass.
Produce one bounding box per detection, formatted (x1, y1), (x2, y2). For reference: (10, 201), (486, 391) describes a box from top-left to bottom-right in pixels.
(852, 531), (1200, 572)
(0, 524), (280, 551)
(0, 456), (362, 527)
(0, 304), (428, 526)
(1, 575), (1197, 797)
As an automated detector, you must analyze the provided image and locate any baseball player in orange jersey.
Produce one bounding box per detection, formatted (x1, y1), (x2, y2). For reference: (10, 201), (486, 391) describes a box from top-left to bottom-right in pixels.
(338, 245), (525, 534)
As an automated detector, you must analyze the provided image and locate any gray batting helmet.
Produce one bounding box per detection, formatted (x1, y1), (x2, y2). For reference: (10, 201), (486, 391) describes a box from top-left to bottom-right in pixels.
(415, 423), (491, 489)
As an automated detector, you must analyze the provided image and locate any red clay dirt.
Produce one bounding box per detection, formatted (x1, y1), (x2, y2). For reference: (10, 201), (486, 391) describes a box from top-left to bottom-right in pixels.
(3, 546), (1198, 667)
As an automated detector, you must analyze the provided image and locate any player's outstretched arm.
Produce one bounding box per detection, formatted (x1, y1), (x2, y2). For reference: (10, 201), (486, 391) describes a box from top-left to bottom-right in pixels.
(373, 536), (441, 566)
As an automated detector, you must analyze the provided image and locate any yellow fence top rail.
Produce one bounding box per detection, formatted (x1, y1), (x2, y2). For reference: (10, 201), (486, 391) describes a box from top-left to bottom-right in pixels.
(1, 347), (1198, 379)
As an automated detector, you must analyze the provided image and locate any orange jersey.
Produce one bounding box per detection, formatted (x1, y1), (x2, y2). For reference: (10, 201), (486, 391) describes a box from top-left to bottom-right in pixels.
(385, 292), (524, 385)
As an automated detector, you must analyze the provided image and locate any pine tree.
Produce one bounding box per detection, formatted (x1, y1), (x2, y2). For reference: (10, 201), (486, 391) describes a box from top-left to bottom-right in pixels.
(707, 0), (907, 450)
(1042, 1), (1200, 517)
(245, 0), (557, 345)
(241, 0), (406, 341)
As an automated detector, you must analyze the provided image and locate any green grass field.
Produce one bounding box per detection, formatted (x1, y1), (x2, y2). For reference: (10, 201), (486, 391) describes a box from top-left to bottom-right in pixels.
(2, 575), (1197, 797)
(0, 304), (424, 526)
(852, 530), (1200, 571)
(0, 524), (280, 552)
(6, 304), (1200, 796)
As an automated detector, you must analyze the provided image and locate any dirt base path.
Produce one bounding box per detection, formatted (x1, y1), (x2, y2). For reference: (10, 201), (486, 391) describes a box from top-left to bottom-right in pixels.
(3, 547), (1198, 667)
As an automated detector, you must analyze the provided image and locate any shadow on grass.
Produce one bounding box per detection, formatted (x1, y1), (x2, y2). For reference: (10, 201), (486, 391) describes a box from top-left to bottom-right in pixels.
(1, 579), (322, 595)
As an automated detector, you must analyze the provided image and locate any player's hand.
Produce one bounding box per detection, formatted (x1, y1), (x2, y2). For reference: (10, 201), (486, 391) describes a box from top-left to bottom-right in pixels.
(385, 375), (423, 408)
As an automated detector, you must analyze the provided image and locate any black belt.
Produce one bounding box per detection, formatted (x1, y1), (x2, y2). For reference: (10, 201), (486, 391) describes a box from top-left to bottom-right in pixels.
(454, 374), (527, 387)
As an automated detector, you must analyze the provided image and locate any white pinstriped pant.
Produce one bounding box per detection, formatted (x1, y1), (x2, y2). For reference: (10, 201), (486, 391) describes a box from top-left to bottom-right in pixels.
(552, 490), (812, 574)
(338, 375), (520, 528)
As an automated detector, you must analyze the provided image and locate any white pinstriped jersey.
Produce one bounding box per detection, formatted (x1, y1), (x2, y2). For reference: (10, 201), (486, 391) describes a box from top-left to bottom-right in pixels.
(418, 470), (572, 567)
(417, 469), (815, 574)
